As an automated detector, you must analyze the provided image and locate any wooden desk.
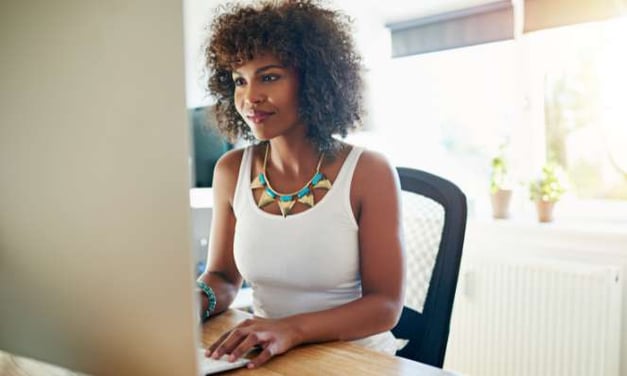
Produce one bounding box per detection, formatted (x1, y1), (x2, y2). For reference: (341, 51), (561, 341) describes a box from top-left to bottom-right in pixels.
(0, 309), (457, 375)
(201, 309), (456, 375)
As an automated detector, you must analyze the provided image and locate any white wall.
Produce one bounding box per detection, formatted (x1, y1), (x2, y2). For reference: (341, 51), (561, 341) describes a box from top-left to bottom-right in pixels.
(183, 0), (218, 108)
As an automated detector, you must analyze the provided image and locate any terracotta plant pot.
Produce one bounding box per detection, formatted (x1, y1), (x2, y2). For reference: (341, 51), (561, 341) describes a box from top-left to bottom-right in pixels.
(535, 200), (555, 222)
(490, 189), (512, 219)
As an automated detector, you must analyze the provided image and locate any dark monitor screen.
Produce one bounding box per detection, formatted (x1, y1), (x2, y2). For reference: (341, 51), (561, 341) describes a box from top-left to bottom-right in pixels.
(189, 106), (232, 188)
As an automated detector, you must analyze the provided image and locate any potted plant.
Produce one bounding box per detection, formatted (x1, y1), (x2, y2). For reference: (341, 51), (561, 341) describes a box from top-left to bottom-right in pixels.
(490, 151), (513, 219)
(528, 162), (567, 222)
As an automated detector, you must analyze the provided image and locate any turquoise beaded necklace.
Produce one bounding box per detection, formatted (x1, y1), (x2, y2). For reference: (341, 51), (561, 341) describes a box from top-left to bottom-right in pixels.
(251, 143), (332, 217)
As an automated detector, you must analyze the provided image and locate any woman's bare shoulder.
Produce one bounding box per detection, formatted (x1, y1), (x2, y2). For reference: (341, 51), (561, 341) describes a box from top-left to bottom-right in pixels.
(347, 146), (400, 202)
(215, 147), (245, 175)
(354, 148), (397, 182)
(212, 147), (248, 200)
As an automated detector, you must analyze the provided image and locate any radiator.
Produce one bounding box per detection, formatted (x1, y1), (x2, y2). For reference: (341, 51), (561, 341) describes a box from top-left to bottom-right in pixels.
(444, 259), (622, 376)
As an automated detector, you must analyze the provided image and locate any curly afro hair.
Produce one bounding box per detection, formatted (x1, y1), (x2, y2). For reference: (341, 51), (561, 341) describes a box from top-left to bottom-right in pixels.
(204, 0), (364, 153)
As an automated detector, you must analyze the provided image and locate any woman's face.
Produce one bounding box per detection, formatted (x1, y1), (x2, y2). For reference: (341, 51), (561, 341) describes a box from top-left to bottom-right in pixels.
(232, 53), (303, 141)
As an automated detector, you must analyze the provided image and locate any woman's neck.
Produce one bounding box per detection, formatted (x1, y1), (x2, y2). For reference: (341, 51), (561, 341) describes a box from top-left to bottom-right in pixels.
(266, 137), (319, 178)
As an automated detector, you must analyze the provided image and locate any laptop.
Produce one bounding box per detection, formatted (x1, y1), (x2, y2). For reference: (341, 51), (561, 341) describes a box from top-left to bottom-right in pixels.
(199, 349), (251, 374)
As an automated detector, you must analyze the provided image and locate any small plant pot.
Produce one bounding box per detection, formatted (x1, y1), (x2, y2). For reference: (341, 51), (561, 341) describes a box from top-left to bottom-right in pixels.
(535, 200), (555, 223)
(490, 189), (512, 219)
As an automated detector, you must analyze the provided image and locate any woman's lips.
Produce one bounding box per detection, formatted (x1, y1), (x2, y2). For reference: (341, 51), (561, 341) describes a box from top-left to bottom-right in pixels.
(246, 110), (274, 124)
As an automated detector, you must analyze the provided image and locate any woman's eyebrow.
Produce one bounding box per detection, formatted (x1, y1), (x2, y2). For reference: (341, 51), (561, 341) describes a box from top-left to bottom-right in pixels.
(255, 64), (285, 73)
(232, 64), (286, 76)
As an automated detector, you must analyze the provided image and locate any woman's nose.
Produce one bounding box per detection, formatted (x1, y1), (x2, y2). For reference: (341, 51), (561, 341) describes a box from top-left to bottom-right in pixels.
(244, 83), (265, 104)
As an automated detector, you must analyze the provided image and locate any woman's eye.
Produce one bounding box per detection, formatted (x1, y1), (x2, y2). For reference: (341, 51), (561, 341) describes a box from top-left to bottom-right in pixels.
(261, 74), (279, 82)
(233, 77), (246, 86)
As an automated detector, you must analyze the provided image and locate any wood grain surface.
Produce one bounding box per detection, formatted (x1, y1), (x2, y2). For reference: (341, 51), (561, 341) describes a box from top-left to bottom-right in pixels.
(1, 309), (455, 375)
(199, 309), (452, 375)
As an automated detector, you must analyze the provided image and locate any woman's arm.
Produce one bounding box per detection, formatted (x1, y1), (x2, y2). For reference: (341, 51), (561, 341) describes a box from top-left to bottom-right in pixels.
(208, 150), (405, 367)
(197, 150), (244, 319)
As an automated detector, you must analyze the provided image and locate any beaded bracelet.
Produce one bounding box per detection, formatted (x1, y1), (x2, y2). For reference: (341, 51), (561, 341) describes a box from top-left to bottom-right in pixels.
(196, 280), (216, 321)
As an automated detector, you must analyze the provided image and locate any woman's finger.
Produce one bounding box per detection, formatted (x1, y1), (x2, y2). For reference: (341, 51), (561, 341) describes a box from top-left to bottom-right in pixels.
(206, 318), (260, 357)
(211, 327), (248, 359)
(248, 345), (274, 368)
(206, 329), (231, 355)
(228, 332), (262, 361)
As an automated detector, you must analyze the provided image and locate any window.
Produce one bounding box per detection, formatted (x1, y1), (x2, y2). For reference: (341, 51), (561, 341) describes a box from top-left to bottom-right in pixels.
(351, 17), (627, 221)
(360, 39), (519, 200)
(525, 18), (627, 201)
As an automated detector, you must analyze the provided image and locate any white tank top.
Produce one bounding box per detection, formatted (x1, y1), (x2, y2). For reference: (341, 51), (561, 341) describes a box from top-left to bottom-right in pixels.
(232, 145), (397, 354)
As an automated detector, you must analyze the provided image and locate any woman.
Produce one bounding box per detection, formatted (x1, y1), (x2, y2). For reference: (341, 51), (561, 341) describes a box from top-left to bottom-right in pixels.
(197, 0), (405, 369)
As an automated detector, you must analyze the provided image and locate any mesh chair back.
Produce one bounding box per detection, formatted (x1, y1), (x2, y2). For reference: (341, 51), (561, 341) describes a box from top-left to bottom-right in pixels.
(392, 167), (467, 368)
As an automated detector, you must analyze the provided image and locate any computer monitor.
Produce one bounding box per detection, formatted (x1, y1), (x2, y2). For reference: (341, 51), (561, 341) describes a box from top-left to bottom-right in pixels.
(1, 2), (202, 375)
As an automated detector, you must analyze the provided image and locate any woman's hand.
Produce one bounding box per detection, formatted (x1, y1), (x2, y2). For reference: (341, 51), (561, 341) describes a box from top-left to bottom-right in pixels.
(206, 317), (303, 368)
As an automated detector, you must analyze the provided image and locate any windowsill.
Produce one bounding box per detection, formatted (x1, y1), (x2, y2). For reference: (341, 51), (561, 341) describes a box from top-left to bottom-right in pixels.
(469, 194), (627, 236)
(469, 215), (626, 239)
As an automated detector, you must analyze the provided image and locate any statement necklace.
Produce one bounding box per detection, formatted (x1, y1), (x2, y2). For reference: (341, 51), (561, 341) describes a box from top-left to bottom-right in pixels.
(251, 143), (332, 217)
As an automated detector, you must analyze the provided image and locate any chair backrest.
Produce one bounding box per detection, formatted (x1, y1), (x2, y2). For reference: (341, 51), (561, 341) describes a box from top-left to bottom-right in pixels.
(392, 167), (467, 368)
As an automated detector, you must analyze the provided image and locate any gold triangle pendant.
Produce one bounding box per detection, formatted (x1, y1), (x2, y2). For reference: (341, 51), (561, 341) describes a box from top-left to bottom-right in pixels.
(251, 174), (264, 189)
(278, 199), (296, 217)
(297, 193), (314, 207)
(257, 189), (275, 208)
(313, 178), (332, 190)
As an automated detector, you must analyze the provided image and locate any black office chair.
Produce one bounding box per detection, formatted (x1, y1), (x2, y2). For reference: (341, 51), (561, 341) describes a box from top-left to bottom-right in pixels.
(392, 167), (467, 368)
